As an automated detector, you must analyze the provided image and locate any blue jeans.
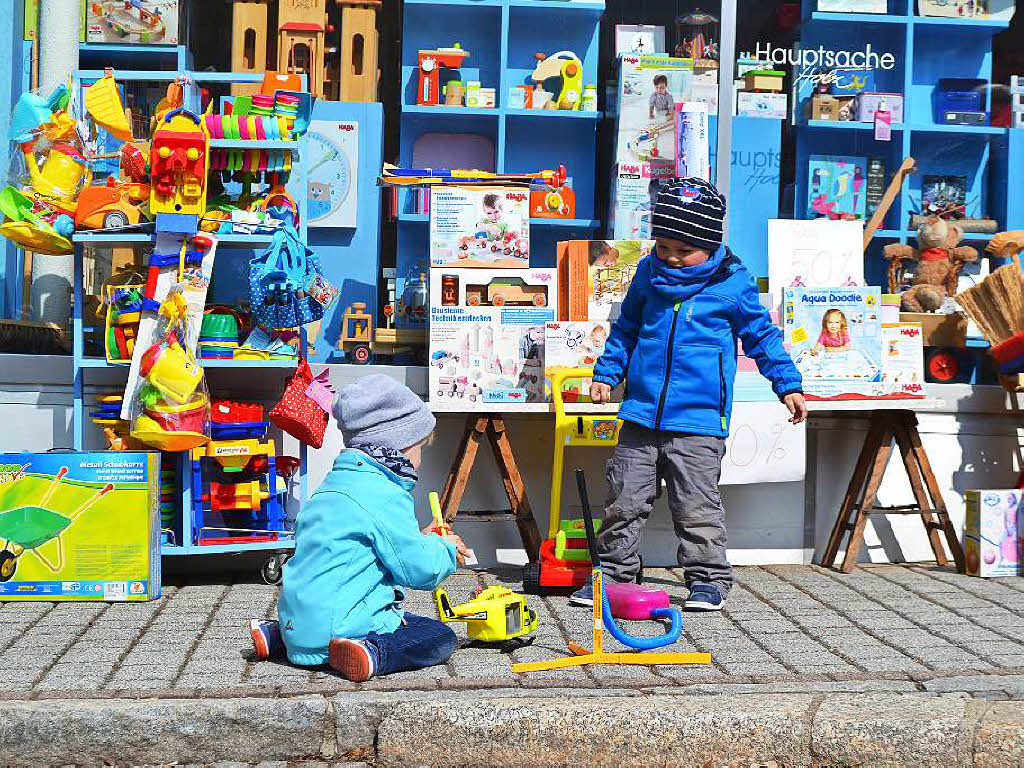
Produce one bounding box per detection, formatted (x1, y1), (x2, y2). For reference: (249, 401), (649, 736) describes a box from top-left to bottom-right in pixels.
(362, 613), (457, 676)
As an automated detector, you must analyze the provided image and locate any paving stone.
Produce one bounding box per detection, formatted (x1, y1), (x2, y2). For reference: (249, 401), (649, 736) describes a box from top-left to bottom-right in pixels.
(716, 661), (790, 676)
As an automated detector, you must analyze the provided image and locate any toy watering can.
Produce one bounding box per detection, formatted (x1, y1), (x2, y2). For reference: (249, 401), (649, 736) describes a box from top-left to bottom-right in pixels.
(140, 339), (203, 405)
(21, 142), (86, 208)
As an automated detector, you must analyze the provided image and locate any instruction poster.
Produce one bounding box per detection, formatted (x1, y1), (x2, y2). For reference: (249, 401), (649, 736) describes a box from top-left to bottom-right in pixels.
(784, 286), (883, 400)
(880, 322), (925, 399)
(306, 120), (358, 228)
(430, 187), (530, 268)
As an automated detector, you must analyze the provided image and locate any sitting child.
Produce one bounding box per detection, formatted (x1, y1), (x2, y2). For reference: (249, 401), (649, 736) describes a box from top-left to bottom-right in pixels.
(250, 375), (468, 681)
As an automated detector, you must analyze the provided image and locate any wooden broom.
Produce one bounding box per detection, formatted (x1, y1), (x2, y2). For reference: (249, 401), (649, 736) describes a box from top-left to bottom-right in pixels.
(955, 257), (1024, 374)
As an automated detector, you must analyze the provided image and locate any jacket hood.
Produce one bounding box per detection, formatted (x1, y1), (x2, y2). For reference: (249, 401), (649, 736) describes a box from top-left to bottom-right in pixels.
(647, 245), (730, 303)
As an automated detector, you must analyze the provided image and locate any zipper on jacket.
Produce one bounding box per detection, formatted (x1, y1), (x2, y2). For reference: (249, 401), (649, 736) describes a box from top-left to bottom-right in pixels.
(655, 301), (682, 430)
(718, 349), (727, 431)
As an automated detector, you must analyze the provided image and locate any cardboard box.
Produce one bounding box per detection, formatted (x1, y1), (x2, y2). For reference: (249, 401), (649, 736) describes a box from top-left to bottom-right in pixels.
(87, 0), (179, 45)
(615, 24), (666, 56)
(544, 321), (622, 405)
(965, 490), (1022, 577)
(899, 312), (968, 347)
(429, 186), (530, 268)
(674, 102), (711, 178)
(784, 286), (884, 400)
(818, 0), (888, 10)
(856, 93), (904, 123)
(809, 94), (856, 121)
(743, 72), (785, 92)
(918, 0), (981, 16)
(556, 240), (654, 321)
(614, 55), (695, 171)
(737, 91), (788, 119)
(0, 452), (160, 601)
(429, 268), (558, 409)
(608, 162), (673, 241)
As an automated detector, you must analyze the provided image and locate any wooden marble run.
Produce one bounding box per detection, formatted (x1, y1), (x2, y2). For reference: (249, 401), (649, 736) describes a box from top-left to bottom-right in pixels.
(229, 0), (382, 100)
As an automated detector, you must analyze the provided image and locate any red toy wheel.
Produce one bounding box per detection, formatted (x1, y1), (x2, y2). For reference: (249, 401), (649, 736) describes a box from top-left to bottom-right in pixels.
(352, 344), (372, 364)
(928, 350), (959, 383)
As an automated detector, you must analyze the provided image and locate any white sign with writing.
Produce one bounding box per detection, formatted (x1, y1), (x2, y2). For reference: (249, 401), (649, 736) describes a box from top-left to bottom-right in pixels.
(768, 219), (864, 309)
(721, 401), (806, 485)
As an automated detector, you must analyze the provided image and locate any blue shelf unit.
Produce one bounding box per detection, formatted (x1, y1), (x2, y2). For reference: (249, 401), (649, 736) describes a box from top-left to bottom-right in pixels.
(793, 0), (1019, 287)
(68, 70), (320, 560)
(390, 0), (604, 327)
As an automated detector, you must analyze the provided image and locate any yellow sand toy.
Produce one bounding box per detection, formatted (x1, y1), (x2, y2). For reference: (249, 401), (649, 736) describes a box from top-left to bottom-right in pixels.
(84, 73), (133, 141)
(435, 585), (537, 652)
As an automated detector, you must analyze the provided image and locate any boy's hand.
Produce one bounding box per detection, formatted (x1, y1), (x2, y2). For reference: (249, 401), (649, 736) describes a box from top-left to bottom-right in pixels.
(590, 382), (612, 403)
(784, 392), (809, 424)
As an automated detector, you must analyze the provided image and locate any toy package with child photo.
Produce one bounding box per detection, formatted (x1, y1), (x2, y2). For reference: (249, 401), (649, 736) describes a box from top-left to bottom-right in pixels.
(429, 268), (557, 410)
(430, 187), (530, 268)
(557, 239), (654, 321)
(614, 55), (694, 172)
(784, 286), (883, 400)
(964, 490), (1022, 578)
(87, 0), (179, 45)
(544, 321), (621, 407)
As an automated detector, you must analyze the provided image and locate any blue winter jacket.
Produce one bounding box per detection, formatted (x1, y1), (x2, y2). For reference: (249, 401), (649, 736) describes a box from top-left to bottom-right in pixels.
(592, 246), (802, 437)
(277, 449), (457, 666)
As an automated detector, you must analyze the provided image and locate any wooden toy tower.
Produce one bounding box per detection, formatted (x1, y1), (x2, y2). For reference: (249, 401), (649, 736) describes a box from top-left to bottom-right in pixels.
(335, 0), (381, 102)
(230, 0), (271, 97)
(278, 0), (329, 98)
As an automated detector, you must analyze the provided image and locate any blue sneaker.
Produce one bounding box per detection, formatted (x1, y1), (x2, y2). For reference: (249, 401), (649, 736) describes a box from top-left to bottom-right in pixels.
(684, 584), (725, 611)
(249, 619), (285, 660)
(329, 637), (379, 682)
(569, 582), (593, 607)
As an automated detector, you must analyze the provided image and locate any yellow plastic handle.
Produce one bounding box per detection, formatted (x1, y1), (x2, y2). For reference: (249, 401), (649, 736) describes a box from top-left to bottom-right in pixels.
(429, 491), (449, 534)
(550, 367), (599, 417)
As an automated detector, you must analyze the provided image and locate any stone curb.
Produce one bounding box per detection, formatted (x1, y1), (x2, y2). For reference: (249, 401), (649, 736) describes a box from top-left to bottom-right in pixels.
(0, 692), (1021, 766)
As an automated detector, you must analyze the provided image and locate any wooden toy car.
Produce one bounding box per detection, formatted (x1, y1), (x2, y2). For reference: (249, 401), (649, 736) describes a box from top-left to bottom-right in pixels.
(465, 277), (547, 307)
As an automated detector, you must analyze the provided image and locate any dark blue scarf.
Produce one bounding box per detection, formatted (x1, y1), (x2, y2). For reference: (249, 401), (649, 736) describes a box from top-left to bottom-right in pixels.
(647, 245), (727, 303)
(358, 443), (418, 483)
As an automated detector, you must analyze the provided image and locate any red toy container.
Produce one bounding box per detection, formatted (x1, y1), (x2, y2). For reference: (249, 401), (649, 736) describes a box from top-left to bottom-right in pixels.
(211, 400), (264, 424)
(146, 394), (208, 434)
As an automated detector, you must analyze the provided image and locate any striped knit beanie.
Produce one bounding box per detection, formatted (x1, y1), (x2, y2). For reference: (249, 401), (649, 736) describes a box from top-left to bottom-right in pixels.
(651, 177), (727, 251)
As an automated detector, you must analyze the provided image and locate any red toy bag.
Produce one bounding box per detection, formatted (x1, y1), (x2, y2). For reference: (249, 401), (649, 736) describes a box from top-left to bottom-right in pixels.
(270, 358), (329, 448)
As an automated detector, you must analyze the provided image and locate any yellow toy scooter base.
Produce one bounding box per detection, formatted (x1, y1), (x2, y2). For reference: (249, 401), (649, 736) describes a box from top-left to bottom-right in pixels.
(0, 221), (72, 255)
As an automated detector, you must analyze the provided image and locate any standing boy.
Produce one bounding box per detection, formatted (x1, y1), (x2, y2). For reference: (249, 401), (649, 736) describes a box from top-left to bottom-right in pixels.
(576, 178), (808, 611)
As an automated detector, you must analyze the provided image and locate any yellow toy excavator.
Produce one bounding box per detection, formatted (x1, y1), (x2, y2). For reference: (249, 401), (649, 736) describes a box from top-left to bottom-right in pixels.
(434, 585), (537, 652)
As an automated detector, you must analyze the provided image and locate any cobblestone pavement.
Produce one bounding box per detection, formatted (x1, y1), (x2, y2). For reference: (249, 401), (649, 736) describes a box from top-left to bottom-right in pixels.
(1, 564), (1023, 700)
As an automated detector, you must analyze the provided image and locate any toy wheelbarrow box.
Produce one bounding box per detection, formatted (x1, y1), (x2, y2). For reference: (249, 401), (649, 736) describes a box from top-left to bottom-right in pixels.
(0, 452), (161, 601)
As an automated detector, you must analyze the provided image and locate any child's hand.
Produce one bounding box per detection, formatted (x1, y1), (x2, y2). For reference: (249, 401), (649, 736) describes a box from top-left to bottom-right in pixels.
(590, 382), (612, 403)
(442, 532), (470, 566)
(784, 392), (809, 424)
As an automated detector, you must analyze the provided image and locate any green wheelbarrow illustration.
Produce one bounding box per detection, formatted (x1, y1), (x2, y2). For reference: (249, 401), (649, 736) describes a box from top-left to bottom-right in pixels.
(0, 467), (114, 582)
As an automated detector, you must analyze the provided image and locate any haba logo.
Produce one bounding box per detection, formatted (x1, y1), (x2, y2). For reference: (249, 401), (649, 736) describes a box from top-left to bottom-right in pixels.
(900, 327), (920, 338)
(902, 383), (924, 394)
(620, 163), (642, 175)
(505, 192), (527, 203)
(336, 123), (356, 132)
(530, 272), (553, 283)
(0, 463), (28, 484)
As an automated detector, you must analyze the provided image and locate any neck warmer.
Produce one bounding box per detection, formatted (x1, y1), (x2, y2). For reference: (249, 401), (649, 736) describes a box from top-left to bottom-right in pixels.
(357, 443), (418, 483)
(647, 245), (728, 303)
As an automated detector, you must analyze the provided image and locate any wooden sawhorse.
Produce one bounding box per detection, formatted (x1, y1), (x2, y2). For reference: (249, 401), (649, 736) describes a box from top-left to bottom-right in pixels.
(823, 409), (965, 573)
(439, 414), (542, 562)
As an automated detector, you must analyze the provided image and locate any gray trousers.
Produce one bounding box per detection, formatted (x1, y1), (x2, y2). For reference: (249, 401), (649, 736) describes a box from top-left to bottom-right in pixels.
(596, 421), (732, 594)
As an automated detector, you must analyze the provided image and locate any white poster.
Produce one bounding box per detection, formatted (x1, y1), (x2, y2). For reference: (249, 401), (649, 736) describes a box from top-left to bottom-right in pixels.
(721, 401), (806, 485)
(306, 120), (358, 228)
(768, 219), (864, 308)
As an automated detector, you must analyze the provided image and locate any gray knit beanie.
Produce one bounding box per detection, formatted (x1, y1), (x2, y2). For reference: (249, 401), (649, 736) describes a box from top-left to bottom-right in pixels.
(332, 374), (436, 451)
(651, 177), (727, 251)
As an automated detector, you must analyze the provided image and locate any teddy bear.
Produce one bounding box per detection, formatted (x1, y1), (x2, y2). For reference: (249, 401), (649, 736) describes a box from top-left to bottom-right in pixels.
(883, 216), (978, 312)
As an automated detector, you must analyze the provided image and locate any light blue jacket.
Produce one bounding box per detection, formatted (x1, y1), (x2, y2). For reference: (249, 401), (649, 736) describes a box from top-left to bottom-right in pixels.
(278, 449), (457, 666)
